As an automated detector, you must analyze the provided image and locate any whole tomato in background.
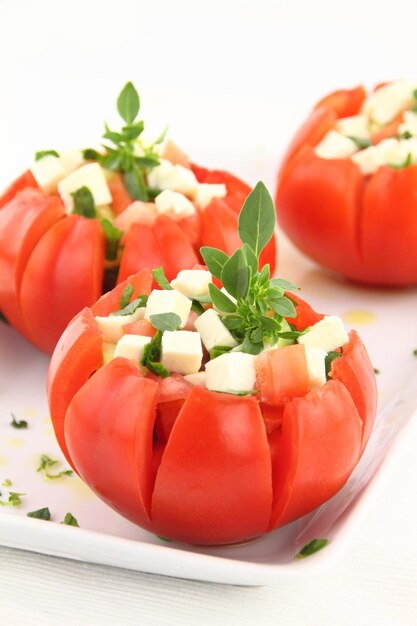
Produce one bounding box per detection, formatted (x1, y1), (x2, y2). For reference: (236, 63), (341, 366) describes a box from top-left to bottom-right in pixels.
(276, 80), (417, 287)
(0, 83), (276, 354)
(47, 182), (377, 546)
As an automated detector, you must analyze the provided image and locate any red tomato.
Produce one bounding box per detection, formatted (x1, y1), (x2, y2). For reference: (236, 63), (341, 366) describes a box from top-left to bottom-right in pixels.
(47, 271), (376, 545)
(0, 161), (267, 354)
(276, 81), (417, 286)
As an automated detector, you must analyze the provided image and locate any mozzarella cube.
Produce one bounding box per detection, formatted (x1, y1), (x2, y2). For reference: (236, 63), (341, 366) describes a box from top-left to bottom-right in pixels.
(184, 371), (206, 386)
(304, 346), (327, 388)
(335, 115), (370, 139)
(351, 146), (383, 175)
(161, 330), (202, 375)
(95, 307), (145, 343)
(115, 201), (157, 230)
(205, 352), (256, 393)
(364, 80), (416, 126)
(399, 137), (417, 162)
(194, 183), (227, 209)
(147, 159), (198, 196)
(170, 270), (212, 299)
(154, 190), (196, 220)
(102, 342), (116, 365)
(376, 138), (409, 166)
(298, 315), (349, 352)
(194, 309), (237, 352)
(315, 130), (358, 159)
(58, 163), (112, 213)
(144, 289), (191, 328)
(114, 334), (151, 362)
(31, 154), (66, 192)
(399, 110), (417, 137)
(59, 150), (85, 175)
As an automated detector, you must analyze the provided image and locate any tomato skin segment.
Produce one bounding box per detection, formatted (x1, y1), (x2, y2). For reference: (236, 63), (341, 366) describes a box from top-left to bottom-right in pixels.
(19, 214), (105, 354)
(0, 170), (38, 209)
(256, 344), (310, 406)
(65, 358), (159, 527)
(92, 268), (153, 317)
(268, 379), (362, 530)
(313, 85), (366, 119)
(152, 386), (272, 545)
(47, 307), (103, 468)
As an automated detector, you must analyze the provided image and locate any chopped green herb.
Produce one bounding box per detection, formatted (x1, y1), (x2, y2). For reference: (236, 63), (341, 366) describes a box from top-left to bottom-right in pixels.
(71, 186), (96, 218)
(156, 535), (172, 542)
(152, 267), (173, 290)
(400, 130), (413, 140)
(2, 479), (11, 487)
(27, 507), (51, 521)
(209, 345), (233, 360)
(10, 413), (28, 429)
(347, 136), (372, 150)
(373, 367), (380, 375)
(100, 218), (123, 261)
(149, 313), (181, 332)
(325, 351), (342, 379)
(141, 331), (170, 378)
(35, 150), (59, 161)
(119, 284), (134, 309)
(294, 538), (330, 560)
(0, 492), (25, 507)
(389, 153), (413, 169)
(37, 455), (73, 480)
(110, 294), (148, 316)
(61, 512), (79, 527)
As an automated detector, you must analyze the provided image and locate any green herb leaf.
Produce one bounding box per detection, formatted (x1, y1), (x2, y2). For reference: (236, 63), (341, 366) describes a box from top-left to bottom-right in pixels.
(208, 284), (237, 313)
(294, 538), (330, 560)
(209, 345), (233, 360)
(241, 243), (258, 275)
(71, 186), (96, 218)
(400, 130), (413, 140)
(152, 267), (173, 290)
(117, 82), (140, 125)
(0, 492), (25, 507)
(347, 136), (372, 150)
(119, 284), (134, 309)
(61, 512), (79, 527)
(37, 455), (73, 480)
(10, 413), (28, 429)
(191, 300), (205, 315)
(149, 313), (181, 332)
(141, 331), (170, 378)
(110, 294), (148, 316)
(35, 150), (60, 161)
(215, 388), (260, 396)
(200, 247), (229, 279)
(156, 535), (172, 542)
(100, 218), (123, 261)
(238, 181), (275, 258)
(389, 153), (413, 169)
(122, 121), (145, 140)
(124, 167), (148, 201)
(27, 507), (51, 521)
(270, 277), (299, 292)
(270, 297), (296, 318)
(2, 479), (11, 487)
(373, 367), (380, 375)
(325, 351), (341, 379)
(221, 249), (249, 300)
(82, 148), (101, 161)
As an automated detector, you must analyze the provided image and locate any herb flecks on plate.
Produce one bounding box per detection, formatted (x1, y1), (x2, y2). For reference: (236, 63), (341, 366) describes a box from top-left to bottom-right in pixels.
(294, 538), (330, 560)
(10, 413), (28, 429)
(36, 455), (73, 480)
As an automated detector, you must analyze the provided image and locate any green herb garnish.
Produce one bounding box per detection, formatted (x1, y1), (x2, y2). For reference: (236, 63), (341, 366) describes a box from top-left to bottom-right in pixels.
(294, 538), (330, 560)
(27, 507), (51, 521)
(325, 351), (342, 379)
(389, 153), (413, 169)
(110, 294), (148, 316)
(36, 455), (73, 480)
(413, 348), (417, 357)
(119, 284), (134, 309)
(10, 413), (28, 429)
(373, 367), (380, 375)
(2, 479), (11, 487)
(152, 267), (173, 290)
(141, 331), (170, 378)
(0, 492), (25, 506)
(35, 150), (59, 161)
(209, 345), (234, 360)
(149, 313), (181, 332)
(71, 186), (96, 218)
(100, 218), (123, 261)
(400, 130), (413, 140)
(61, 512), (79, 527)
(347, 136), (372, 150)
(83, 82), (162, 201)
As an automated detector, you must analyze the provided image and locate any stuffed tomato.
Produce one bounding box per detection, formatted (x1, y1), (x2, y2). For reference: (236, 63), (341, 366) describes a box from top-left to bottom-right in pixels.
(276, 80), (417, 286)
(47, 182), (377, 545)
(0, 82), (276, 354)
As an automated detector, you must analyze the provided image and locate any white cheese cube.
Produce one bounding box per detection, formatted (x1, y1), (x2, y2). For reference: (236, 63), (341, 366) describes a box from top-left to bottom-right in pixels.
(304, 346), (327, 388)
(95, 307), (145, 343)
(399, 110), (417, 137)
(58, 163), (112, 213)
(351, 146), (383, 175)
(114, 334), (151, 363)
(194, 183), (227, 208)
(59, 150), (85, 175)
(161, 330), (203, 375)
(31, 155), (66, 193)
(335, 115), (370, 139)
(102, 342), (116, 365)
(194, 309), (237, 352)
(363, 80), (416, 126)
(314, 130), (358, 159)
(376, 138), (408, 166)
(147, 159), (198, 196)
(205, 352), (256, 393)
(144, 289), (191, 328)
(114, 201), (157, 230)
(170, 270), (212, 299)
(298, 315), (349, 352)
(154, 190), (196, 220)
(399, 137), (417, 162)
(183, 371), (206, 386)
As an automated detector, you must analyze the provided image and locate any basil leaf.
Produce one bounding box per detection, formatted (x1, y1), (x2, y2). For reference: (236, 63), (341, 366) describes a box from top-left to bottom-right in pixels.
(270, 297), (296, 318)
(134, 156), (161, 168)
(221, 249), (249, 299)
(124, 167), (148, 201)
(152, 267), (172, 290)
(122, 121), (144, 140)
(27, 507), (51, 521)
(200, 246), (229, 279)
(117, 82), (140, 125)
(214, 388), (260, 396)
(191, 300), (205, 315)
(119, 284), (134, 309)
(250, 327), (264, 344)
(110, 295), (148, 316)
(101, 149), (123, 171)
(149, 313), (181, 332)
(71, 186), (96, 218)
(325, 351), (341, 378)
(208, 284), (237, 313)
(35, 150), (59, 161)
(241, 335), (264, 355)
(258, 264), (270, 286)
(100, 219), (123, 261)
(241, 243), (258, 275)
(209, 345), (233, 360)
(103, 125), (126, 144)
(82, 148), (101, 161)
(61, 512), (79, 527)
(10, 413), (28, 429)
(238, 181), (276, 258)
(270, 277), (299, 291)
(294, 538), (329, 560)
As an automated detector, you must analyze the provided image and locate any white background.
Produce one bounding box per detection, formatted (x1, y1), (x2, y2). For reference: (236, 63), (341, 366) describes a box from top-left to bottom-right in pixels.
(1, 0), (417, 623)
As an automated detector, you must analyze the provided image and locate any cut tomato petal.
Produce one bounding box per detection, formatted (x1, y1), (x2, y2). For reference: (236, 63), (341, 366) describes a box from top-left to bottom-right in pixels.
(256, 344), (310, 406)
(117, 223), (164, 284)
(287, 292), (324, 330)
(314, 85), (366, 119)
(0, 170), (39, 209)
(108, 172), (133, 215)
(153, 215), (199, 281)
